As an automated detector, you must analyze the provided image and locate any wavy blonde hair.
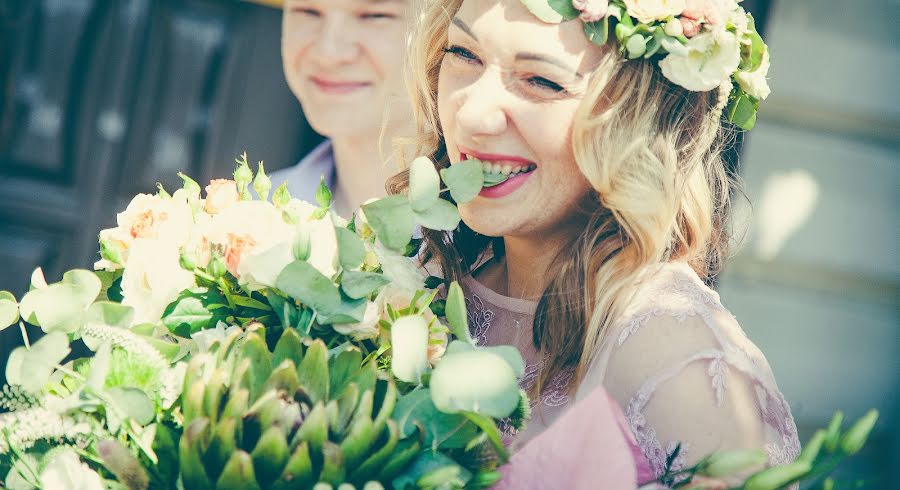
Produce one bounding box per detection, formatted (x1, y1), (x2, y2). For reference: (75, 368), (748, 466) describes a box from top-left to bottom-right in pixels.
(389, 0), (739, 397)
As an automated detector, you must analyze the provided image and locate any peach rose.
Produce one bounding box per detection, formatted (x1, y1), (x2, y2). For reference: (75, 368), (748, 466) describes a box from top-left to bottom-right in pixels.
(204, 179), (239, 214)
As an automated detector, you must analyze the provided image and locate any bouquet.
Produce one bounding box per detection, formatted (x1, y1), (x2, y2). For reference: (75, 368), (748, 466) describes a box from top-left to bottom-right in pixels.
(0, 154), (529, 489)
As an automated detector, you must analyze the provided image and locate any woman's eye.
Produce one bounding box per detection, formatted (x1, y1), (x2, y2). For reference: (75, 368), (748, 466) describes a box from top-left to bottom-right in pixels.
(443, 45), (480, 64)
(526, 76), (565, 93)
(360, 12), (396, 20)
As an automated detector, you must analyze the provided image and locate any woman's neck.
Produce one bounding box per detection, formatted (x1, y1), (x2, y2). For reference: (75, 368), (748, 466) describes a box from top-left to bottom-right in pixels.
(477, 232), (572, 301)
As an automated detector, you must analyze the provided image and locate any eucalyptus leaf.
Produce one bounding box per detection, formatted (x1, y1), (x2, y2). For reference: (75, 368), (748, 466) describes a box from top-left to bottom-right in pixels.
(393, 451), (471, 490)
(445, 341), (524, 378)
(61, 269), (103, 304)
(429, 350), (519, 419)
(341, 271), (391, 300)
(481, 172), (509, 188)
(30, 267), (48, 290)
(6, 331), (71, 392)
(335, 227), (366, 270)
(0, 290), (19, 330)
(276, 260), (342, 314)
(583, 17), (609, 46)
(392, 389), (479, 450)
(439, 161), (483, 204)
(108, 387), (156, 425)
(445, 282), (473, 345)
(408, 156), (441, 213)
(519, 0), (577, 23)
(361, 196), (416, 252)
(316, 296), (368, 325)
(86, 301), (135, 329)
(412, 200), (461, 231)
(18, 283), (86, 333)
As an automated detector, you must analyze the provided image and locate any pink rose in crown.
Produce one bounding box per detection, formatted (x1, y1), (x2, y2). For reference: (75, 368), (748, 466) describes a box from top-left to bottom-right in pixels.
(680, 16), (701, 37)
(572, 0), (609, 22)
(681, 0), (738, 26)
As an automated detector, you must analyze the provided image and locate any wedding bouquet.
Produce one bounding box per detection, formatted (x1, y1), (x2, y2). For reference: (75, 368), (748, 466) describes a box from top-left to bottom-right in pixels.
(0, 155), (529, 489)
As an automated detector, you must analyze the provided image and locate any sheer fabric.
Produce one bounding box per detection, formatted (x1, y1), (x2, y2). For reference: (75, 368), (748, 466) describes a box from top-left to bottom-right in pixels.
(461, 261), (800, 481)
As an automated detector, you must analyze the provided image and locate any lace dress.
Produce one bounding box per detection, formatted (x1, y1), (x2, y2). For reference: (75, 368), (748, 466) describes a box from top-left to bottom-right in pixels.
(461, 260), (801, 481)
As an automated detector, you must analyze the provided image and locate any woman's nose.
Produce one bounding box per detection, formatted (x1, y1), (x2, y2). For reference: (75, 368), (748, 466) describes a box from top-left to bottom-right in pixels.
(453, 70), (509, 138)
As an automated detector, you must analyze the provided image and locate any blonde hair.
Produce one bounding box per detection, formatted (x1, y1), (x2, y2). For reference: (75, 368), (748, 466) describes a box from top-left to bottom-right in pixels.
(389, 0), (739, 397)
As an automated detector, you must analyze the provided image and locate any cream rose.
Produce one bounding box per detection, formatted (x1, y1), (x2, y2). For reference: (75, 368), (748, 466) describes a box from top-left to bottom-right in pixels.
(121, 239), (195, 324)
(623, 0), (686, 23)
(681, 0), (738, 26)
(659, 28), (741, 91)
(204, 179), (239, 214)
(734, 48), (771, 99)
(95, 190), (193, 270)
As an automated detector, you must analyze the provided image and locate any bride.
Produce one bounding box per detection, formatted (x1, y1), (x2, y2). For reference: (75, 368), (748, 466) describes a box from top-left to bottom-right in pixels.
(390, 0), (800, 484)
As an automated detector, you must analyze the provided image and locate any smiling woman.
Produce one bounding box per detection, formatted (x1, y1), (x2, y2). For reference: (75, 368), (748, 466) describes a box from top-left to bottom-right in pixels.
(389, 0), (800, 485)
(270, 0), (416, 216)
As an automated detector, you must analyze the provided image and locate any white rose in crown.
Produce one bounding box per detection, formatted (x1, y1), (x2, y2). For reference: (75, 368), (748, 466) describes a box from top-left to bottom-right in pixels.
(95, 189), (193, 271)
(734, 48), (771, 99)
(659, 27), (741, 91)
(623, 0), (687, 23)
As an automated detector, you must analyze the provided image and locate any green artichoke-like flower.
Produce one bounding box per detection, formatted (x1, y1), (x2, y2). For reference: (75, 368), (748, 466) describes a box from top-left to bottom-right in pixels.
(178, 327), (419, 489)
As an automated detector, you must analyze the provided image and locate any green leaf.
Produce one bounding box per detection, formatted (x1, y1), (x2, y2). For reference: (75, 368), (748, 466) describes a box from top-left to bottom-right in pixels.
(341, 271), (391, 300)
(727, 88), (760, 130)
(840, 409), (879, 455)
(583, 17), (609, 46)
(276, 260), (341, 313)
(481, 172), (509, 188)
(519, 0), (577, 23)
(412, 200), (461, 231)
(445, 282), (473, 344)
(392, 451), (471, 490)
(743, 461), (811, 490)
(461, 411), (509, 463)
(335, 227), (366, 270)
(408, 156), (441, 213)
(429, 349), (519, 419)
(439, 161), (483, 204)
(86, 301), (135, 329)
(0, 290), (19, 331)
(108, 387), (156, 425)
(361, 196), (416, 252)
(18, 270), (100, 333)
(316, 176), (333, 209)
(316, 295), (368, 325)
(6, 331), (71, 392)
(740, 29), (766, 71)
(297, 340), (330, 403)
(392, 389), (479, 450)
(162, 294), (214, 336)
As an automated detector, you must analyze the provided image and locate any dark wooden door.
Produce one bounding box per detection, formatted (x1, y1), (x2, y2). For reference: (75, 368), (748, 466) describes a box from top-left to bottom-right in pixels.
(0, 0), (321, 360)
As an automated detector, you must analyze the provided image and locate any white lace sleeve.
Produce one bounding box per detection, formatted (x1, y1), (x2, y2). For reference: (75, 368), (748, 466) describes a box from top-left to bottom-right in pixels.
(577, 264), (801, 480)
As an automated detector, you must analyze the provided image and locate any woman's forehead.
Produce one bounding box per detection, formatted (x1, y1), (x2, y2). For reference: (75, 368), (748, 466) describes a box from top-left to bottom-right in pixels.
(286, 0), (408, 8)
(453, 0), (604, 71)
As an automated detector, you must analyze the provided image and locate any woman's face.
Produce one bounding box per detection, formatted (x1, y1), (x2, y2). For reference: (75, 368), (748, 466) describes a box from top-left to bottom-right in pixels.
(438, 0), (603, 239)
(282, 0), (411, 138)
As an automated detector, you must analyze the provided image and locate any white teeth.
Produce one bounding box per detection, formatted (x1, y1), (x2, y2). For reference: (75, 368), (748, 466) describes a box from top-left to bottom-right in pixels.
(480, 161), (536, 175)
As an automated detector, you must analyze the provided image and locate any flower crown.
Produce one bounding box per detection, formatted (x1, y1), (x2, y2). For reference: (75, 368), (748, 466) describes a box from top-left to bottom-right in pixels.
(520, 0), (770, 130)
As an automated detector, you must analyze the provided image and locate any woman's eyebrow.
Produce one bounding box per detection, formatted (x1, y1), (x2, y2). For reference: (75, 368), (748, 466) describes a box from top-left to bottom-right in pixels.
(515, 53), (583, 78)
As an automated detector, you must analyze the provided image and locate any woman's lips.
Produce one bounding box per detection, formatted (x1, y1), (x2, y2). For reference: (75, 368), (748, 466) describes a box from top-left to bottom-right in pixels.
(309, 76), (371, 95)
(457, 148), (537, 199)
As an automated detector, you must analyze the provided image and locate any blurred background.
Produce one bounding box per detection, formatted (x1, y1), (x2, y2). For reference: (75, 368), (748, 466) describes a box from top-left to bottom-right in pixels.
(0, 0), (896, 486)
